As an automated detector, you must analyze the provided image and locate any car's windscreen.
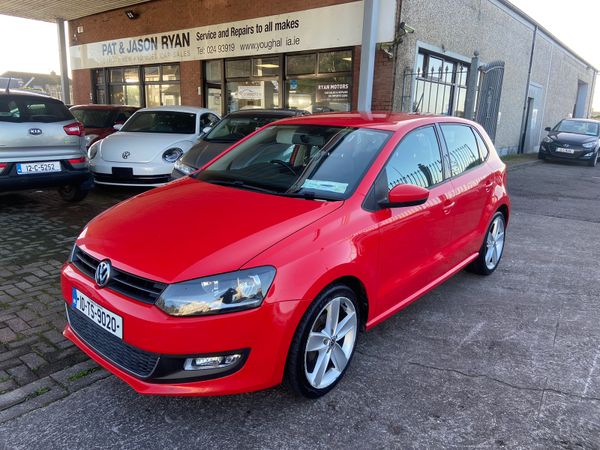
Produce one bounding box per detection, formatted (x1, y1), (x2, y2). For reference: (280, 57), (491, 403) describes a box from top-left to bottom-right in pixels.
(121, 111), (196, 134)
(0, 96), (73, 123)
(71, 109), (113, 128)
(555, 120), (599, 136)
(195, 125), (392, 201)
(204, 115), (285, 142)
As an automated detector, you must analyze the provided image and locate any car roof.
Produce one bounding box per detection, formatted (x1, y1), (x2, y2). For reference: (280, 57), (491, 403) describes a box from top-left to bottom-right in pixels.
(0, 89), (57, 99)
(559, 118), (600, 124)
(269, 111), (469, 131)
(226, 108), (308, 118)
(70, 104), (138, 110)
(137, 105), (214, 114)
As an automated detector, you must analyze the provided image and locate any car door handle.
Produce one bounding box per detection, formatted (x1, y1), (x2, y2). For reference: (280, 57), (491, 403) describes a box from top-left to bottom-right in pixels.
(443, 200), (455, 214)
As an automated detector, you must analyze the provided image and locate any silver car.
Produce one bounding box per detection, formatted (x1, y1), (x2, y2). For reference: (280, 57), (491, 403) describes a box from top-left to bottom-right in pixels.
(0, 89), (93, 201)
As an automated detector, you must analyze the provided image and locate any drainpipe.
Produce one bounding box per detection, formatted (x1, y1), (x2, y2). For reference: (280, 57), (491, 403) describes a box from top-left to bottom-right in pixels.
(518, 24), (537, 154)
(56, 18), (71, 104)
(357, 0), (380, 112)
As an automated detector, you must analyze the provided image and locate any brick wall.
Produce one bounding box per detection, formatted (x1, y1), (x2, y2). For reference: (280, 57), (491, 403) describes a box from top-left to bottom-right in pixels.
(71, 70), (92, 105)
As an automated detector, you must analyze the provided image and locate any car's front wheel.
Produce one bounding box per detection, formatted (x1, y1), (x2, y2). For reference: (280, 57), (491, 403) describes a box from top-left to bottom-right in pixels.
(467, 212), (506, 275)
(58, 183), (90, 202)
(286, 284), (360, 398)
(588, 152), (598, 167)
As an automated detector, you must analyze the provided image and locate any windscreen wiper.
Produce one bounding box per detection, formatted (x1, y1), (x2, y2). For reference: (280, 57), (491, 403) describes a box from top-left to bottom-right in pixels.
(208, 178), (281, 195)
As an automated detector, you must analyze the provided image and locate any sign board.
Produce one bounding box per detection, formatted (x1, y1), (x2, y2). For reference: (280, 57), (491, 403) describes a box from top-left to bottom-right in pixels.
(316, 82), (351, 103)
(70, 0), (397, 70)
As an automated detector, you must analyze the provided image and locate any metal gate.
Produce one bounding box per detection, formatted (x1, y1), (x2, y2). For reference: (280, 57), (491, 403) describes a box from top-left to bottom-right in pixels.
(475, 61), (505, 142)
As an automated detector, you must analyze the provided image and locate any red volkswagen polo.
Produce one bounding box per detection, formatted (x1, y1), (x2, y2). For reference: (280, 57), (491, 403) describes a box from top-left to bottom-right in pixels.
(61, 113), (509, 398)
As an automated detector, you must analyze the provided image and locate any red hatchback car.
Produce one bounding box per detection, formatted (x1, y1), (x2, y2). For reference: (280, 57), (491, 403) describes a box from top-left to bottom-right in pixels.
(61, 113), (509, 398)
(70, 104), (138, 148)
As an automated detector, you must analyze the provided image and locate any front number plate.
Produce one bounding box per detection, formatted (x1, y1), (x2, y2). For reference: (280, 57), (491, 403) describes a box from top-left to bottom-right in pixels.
(17, 161), (61, 174)
(556, 147), (575, 154)
(71, 288), (123, 339)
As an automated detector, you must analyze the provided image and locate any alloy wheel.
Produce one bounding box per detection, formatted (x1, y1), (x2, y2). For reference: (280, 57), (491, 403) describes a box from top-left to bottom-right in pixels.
(304, 296), (358, 389)
(485, 215), (505, 270)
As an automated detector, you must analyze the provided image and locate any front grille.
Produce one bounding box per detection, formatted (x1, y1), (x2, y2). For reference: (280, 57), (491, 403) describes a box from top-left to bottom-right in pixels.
(72, 247), (167, 304)
(67, 306), (159, 378)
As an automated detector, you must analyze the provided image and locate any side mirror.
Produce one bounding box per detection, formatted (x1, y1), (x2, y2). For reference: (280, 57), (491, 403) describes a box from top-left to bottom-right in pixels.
(379, 184), (430, 209)
(202, 126), (212, 134)
(113, 124), (123, 131)
(544, 127), (552, 132)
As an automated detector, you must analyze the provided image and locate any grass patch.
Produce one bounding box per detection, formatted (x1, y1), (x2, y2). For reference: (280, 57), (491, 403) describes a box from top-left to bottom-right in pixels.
(68, 367), (100, 382)
(500, 153), (538, 166)
(29, 387), (50, 398)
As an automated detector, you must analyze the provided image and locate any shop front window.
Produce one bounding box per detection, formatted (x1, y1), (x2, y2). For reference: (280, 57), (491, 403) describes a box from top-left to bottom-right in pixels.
(144, 64), (181, 107)
(204, 60), (223, 115)
(93, 64), (181, 107)
(226, 80), (280, 111)
(285, 50), (353, 113)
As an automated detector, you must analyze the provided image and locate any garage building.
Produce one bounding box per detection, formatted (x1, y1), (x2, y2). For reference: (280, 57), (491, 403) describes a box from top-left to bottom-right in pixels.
(2, 0), (596, 155)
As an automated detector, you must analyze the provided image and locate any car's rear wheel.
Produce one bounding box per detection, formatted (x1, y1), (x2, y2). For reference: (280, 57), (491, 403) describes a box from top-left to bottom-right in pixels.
(467, 212), (506, 275)
(58, 183), (90, 202)
(286, 284), (359, 398)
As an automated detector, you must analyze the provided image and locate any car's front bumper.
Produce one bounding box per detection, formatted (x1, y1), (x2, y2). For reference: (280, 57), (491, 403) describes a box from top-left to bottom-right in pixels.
(90, 159), (174, 187)
(61, 263), (304, 396)
(539, 144), (597, 161)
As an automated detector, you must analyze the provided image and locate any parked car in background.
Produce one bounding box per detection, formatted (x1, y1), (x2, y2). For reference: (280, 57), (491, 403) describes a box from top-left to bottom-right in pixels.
(539, 118), (600, 167)
(88, 106), (219, 186)
(0, 89), (92, 201)
(62, 113), (509, 398)
(70, 104), (138, 148)
(172, 109), (309, 179)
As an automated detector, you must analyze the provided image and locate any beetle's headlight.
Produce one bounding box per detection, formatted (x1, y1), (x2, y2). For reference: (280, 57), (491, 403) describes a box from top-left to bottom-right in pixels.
(174, 158), (196, 175)
(582, 141), (597, 149)
(88, 141), (100, 159)
(163, 147), (184, 163)
(85, 134), (99, 147)
(156, 267), (276, 316)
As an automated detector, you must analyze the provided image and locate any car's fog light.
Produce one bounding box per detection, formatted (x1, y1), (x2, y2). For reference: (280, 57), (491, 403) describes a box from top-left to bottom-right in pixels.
(583, 152), (593, 158)
(184, 354), (242, 371)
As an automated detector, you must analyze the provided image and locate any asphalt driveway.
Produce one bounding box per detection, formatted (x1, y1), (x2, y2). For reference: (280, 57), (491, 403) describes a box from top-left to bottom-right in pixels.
(1, 160), (599, 449)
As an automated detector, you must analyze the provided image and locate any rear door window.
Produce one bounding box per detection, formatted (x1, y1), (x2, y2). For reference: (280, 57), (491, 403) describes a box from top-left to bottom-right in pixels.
(382, 126), (444, 190)
(440, 124), (483, 177)
(0, 98), (20, 122)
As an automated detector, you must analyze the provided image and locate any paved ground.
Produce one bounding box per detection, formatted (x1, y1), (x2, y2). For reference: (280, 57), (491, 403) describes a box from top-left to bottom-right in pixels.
(1, 160), (600, 449)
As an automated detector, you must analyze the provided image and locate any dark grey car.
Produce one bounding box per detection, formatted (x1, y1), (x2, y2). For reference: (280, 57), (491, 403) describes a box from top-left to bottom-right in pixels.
(171, 109), (308, 179)
(538, 118), (600, 167)
(0, 89), (93, 201)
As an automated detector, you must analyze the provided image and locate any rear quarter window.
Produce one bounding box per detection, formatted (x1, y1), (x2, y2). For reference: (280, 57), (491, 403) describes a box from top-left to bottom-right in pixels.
(440, 124), (483, 177)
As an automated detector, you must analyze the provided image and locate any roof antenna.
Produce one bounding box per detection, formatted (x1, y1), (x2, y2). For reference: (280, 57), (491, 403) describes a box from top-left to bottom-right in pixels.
(4, 77), (11, 94)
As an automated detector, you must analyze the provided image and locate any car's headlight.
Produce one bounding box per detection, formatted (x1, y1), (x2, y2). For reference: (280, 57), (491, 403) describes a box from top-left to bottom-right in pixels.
(84, 134), (99, 147)
(163, 147), (184, 163)
(88, 141), (100, 160)
(156, 267), (276, 316)
(542, 136), (554, 143)
(582, 141), (597, 149)
(174, 158), (196, 175)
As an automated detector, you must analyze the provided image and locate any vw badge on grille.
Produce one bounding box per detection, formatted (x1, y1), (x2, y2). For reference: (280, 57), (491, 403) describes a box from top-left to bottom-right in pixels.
(95, 259), (112, 288)
(29, 128), (43, 135)
(122, 151), (131, 159)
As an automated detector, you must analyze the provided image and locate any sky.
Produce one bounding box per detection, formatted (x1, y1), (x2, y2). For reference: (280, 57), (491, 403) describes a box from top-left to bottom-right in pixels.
(0, 1), (598, 109)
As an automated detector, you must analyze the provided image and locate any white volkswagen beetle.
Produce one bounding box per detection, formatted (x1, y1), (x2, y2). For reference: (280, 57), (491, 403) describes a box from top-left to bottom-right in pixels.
(88, 106), (219, 186)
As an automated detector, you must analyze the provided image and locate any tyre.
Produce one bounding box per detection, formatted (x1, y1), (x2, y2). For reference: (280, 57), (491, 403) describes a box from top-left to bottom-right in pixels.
(538, 152), (546, 160)
(58, 183), (90, 202)
(588, 152), (598, 167)
(286, 284), (360, 398)
(467, 211), (506, 275)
